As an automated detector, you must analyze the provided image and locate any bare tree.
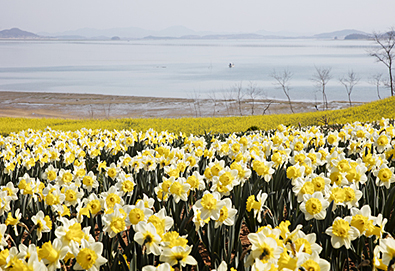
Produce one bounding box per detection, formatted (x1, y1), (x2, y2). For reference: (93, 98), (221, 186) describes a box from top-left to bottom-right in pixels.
(245, 81), (263, 115)
(270, 69), (294, 113)
(189, 90), (202, 117)
(368, 73), (383, 100)
(339, 70), (360, 106)
(104, 103), (112, 118)
(262, 101), (272, 115)
(221, 88), (235, 116)
(207, 92), (219, 116)
(234, 82), (244, 116)
(369, 28), (395, 96)
(88, 104), (95, 118)
(311, 66), (332, 111)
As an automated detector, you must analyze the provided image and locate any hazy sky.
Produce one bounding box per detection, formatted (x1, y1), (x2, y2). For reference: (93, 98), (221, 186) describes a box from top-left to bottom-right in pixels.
(1, 0), (394, 34)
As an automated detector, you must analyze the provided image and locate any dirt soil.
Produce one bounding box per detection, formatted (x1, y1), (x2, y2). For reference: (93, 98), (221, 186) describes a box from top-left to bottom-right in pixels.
(0, 91), (357, 119)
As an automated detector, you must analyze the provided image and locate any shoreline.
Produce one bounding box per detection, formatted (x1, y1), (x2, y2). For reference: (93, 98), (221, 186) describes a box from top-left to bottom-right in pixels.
(0, 91), (362, 119)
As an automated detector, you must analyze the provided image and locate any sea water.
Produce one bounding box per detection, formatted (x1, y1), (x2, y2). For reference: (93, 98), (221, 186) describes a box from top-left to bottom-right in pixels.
(0, 39), (390, 102)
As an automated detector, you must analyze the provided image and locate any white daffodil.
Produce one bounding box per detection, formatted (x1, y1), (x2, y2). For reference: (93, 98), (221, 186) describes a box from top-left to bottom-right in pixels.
(42, 184), (65, 208)
(55, 217), (85, 254)
(246, 232), (283, 267)
(252, 159), (275, 183)
(343, 184), (363, 208)
(100, 185), (124, 210)
(194, 191), (225, 221)
(62, 183), (84, 207)
(309, 173), (331, 195)
(102, 204), (127, 238)
(349, 205), (374, 237)
(290, 231), (322, 256)
(0, 224), (8, 249)
(134, 221), (162, 256)
(31, 210), (51, 241)
(212, 261), (228, 271)
(25, 247), (47, 271)
(115, 172), (135, 196)
(192, 205), (209, 231)
(246, 190), (268, 223)
(325, 216), (360, 249)
(378, 237), (395, 268)
(140, 193), (155, 209)
(328, 167), (348, 187)
(299, 251), (330, 271)
(186, 171), (205, 191)
(142, 263), (172, 271)
(147, 208), (174, 237)
(81, 171), (99, 192)
(214, 198), (238, 228)
(83, 193), (103, 216)
(56, 168), (74, 186)
(373, 133), (392, 153)
(286, 164), (305, 185)
(300, 192), (329, 221)
(1, 182), (19, 201)
(345, 159), (368, 185)
(4, 246), (27, 270)
(292, 178), (315, 203)
(38, 238), (70, 271)
(106, 162), (121, 180)
(160, 245), (197, 267)
(0, 190), (12, 217)
(5, 209), (22, 235)
(168, 177), (190, 203)
(230, 161), (251, 185)
(124, 200), (153, 228)
(42, 164), (58, 182)
(373, 164), (395, 189)
(211, 167), (240, 196)
(74, 239), (107, 271)
(366, 213), (387, 239)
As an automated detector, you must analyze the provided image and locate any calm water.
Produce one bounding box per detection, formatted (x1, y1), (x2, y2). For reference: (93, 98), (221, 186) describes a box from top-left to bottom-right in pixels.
(0, 39), (390, 102)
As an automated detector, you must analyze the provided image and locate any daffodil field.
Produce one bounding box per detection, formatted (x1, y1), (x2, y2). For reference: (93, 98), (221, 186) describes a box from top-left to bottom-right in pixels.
(1, 96), (395, 136)
(1, 116), (395, 270)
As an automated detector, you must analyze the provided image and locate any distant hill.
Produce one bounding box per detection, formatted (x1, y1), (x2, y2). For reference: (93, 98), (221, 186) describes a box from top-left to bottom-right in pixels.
(313, 29), (368, 39)
(38, 25), (211, 39)
(5, 26), (373, 41)
(344, 33), (371, 40)
(0, 28), (39, 38)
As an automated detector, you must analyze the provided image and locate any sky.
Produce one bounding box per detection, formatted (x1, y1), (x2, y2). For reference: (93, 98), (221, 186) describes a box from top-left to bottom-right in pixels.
(1, 0), (394, 34)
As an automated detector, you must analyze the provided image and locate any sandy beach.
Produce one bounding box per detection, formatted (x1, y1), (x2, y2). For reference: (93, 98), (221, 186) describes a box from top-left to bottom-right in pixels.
(0, 91), (359, 119)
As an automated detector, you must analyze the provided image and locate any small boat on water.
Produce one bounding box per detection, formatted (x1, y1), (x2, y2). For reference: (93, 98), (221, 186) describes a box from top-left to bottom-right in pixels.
(229, 63), (234, 68)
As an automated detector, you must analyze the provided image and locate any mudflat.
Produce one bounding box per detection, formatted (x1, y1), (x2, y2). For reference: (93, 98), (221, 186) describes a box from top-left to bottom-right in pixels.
(0, 91), (356, 119)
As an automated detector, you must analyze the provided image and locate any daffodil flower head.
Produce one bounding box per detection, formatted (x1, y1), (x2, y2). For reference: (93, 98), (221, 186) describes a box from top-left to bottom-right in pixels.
(74, 239), (107, 271)
(31, 210), (51, 241)
(102, 205), (126, 237)
(214, 198), (238, 228)
(124, 200), (153, 228)
(300, 252), (330, 271)
(300, 192), (329, 221)
(168, 177), (190, 203)
(134, 221), (162, 256)
(142, 262), (173, 271)
(55, 217), (85, 254)
(159, 245), (197, 267)
(38, 238), (70, 271)
(374, 164), (395, 189)
(376, 235), (395, 269)
(146, 208), (173, 237)
(325, 216), (359, 249)
(246, 232), (283, 267)
(195, 191), (225, 221)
